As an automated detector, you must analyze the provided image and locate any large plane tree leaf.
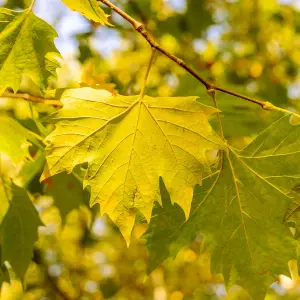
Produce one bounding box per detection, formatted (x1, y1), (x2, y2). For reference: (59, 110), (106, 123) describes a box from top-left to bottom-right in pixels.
(0, 176), (42, 280)
(144, 115), (299, 298)
(62, 0), (109, 25)
(43, 87), (224, 243)
(0, 116), (42, 167)
(0, 8), (60, 94)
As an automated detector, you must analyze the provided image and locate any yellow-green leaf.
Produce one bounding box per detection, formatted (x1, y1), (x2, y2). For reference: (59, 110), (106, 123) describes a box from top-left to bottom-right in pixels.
(0, 116), (42, 167)
(62, 0), (109, 25)
(0, 8), (60, 94)
(43, 87), (224, 243)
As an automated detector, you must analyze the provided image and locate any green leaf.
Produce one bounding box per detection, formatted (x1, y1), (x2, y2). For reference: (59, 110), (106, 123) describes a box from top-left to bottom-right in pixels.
(44, 172), (88, 220)
(43, 87), (224, 243)
(144, 176), (215, 273)
(0, 176), (42, 280)
(62, 0), (109, 25)
(0, 116), (42, 167)
(145, 115), (298, 297)
(0, 8), (60, 94)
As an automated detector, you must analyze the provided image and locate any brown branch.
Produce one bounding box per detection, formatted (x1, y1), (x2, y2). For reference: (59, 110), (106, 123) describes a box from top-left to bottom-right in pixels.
(98, 0), (269, 109)
(1, 91), (63, 107)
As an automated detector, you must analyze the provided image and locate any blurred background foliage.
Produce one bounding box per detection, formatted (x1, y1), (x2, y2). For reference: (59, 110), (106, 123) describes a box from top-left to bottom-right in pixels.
(1, 0), (300, 299)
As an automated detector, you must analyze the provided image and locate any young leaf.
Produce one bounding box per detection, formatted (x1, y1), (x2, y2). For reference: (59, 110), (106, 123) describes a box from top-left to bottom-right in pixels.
(62, 0), (109, 25)
(145, 115), (299, 297)
(43, 88), (224, 243)
(0, 176), (42, 280)
(0, 116), (42, 167)
(0, 8), (60, 94)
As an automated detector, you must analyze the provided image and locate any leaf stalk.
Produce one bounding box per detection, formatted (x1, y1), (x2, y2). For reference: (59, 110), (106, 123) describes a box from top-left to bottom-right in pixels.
(139, 48), (157, 100)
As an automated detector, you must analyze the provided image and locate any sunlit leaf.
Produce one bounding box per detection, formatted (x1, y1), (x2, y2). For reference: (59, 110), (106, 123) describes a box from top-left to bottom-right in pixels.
(0, 116), (42, 167)
(62, 0), (109, 25)
(43, 87), (224, 243)
(0, 8), (60, 94)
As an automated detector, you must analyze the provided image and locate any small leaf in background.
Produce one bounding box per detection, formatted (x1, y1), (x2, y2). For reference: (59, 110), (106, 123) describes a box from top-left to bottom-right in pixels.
(62, 0), (110, 25)
(0, 177), (42, 280)
(0, 8), (60, 94)
(0, 116), (42, 168)
(80, 60), (116, 92)
(43, 87), (224, 244)
(13, 151), (45, 188)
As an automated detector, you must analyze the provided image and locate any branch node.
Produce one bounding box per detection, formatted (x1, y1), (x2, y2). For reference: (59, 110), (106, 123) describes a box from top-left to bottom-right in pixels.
(135, 23), (145, 32)
(263, 101), (276, 111)
(206, 88), (216, 97)
(177, 58), (185, 66)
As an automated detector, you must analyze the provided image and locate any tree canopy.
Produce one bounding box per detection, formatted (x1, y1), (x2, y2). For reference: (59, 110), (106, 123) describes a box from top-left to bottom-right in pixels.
(0, 0), (300, 299)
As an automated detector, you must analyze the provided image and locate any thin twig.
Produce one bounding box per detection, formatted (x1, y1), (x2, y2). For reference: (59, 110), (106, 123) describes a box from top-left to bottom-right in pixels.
(98, 0), (294, 114)
(1, 91), (63, 107)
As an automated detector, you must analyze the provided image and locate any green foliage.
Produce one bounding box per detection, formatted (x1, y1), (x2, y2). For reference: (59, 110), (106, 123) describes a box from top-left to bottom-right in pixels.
(44, 171), (88, 220)
(0, 8), (60, 94)
(145, 115), (300, 297)
(0, 177), (42, 280)
(0, 0), (300, 299)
